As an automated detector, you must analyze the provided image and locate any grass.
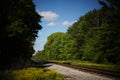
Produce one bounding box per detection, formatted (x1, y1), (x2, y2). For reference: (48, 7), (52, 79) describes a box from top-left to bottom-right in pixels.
(51, 60), (120, 72)
(0, 67), (63, 80)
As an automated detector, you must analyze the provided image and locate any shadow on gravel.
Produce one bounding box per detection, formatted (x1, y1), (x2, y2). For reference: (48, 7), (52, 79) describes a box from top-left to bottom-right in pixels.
(30, 60), (52, 68)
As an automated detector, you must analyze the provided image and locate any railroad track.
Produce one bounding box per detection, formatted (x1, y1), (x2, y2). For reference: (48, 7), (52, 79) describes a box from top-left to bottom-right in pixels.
(51, 62), (120, 78)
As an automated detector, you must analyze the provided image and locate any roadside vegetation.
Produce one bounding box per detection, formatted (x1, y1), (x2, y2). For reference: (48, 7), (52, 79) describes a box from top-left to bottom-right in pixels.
(0, 68), (63, 80)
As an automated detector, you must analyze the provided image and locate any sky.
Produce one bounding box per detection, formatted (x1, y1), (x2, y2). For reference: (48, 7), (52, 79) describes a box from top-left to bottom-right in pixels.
(33, 0), (102, 52)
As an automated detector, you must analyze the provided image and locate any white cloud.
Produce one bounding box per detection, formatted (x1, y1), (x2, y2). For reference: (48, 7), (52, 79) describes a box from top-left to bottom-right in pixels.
(62, 21), (71, 26)
(72, 20), (77, 24)
(62, 20), (77, 26)
(47, 22), (57, 26)
(39, 11), (59, 21)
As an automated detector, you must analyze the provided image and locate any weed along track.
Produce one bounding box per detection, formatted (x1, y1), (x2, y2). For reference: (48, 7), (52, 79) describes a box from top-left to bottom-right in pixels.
(47, 63), (120, 80)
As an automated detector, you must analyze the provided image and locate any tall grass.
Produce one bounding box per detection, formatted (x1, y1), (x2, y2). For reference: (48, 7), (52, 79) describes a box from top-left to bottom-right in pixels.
(71, 60), (120, 72)
(0, 68), (63, 80)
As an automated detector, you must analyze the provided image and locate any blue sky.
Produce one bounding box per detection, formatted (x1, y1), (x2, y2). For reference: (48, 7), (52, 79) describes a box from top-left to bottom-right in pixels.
(33, 0), (102, 52)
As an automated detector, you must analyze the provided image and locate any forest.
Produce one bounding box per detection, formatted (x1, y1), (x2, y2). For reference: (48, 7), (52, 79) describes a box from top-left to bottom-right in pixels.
(33, 0), (120, 64)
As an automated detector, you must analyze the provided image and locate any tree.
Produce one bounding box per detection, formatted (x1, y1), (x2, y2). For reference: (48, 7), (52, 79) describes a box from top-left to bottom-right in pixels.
(32, 50), (46, 61)
(67, 0), (120, 63)
(0, 0), (42, 70)
(44, 32), (65, 60)
(98, 0), (120, 63)
(43, 32), (77, 60)
(67, 9), (102, 60)
(33, 0), (120, 64)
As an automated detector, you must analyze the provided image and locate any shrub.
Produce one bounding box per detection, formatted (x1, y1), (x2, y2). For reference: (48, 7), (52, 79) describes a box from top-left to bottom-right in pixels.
(0, 68), (63, 80)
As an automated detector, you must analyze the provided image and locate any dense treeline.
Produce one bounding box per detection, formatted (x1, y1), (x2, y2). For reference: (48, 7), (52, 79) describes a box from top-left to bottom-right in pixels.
(33, 0), (120, 64)
(33, 32), (77, 61)
(0, 0), (42, 70)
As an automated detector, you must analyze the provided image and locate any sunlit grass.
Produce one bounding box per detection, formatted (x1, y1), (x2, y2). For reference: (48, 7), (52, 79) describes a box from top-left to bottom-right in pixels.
(0, 67), (63, 80)
(71, 60), (120, 72)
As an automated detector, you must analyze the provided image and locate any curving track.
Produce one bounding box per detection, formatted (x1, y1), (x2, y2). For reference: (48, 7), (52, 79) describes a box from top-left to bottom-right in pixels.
(46, 63), (120, 80)
(53, 62), (120, 78)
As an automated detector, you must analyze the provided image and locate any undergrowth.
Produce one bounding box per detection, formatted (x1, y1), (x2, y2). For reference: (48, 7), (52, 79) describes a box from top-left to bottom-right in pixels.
(0, 67), (63, 80)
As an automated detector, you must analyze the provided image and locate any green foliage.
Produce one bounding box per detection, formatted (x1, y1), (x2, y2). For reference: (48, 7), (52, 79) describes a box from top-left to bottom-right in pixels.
(34, 32), (77, 61)
(32, 50), (46, 61)
(0, 0), (42, 70)
(0, 68), (63, 80)
(34, 0), (120, 66)
(67, 0), (120, 64)
(81, 28), (103, 63)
